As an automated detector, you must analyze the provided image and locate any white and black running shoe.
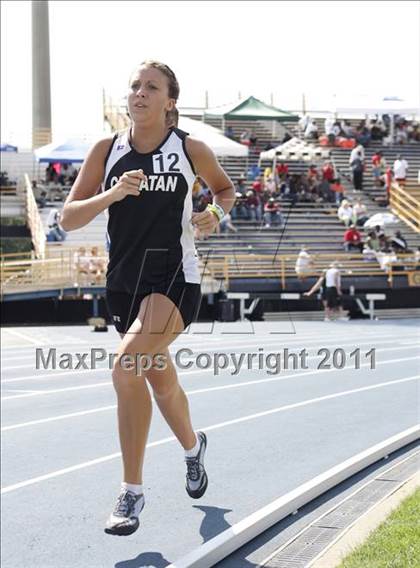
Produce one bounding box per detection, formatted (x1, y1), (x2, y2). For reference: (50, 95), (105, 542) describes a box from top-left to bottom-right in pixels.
(104, 490), (145, 536)
(185, 431), (208, 499)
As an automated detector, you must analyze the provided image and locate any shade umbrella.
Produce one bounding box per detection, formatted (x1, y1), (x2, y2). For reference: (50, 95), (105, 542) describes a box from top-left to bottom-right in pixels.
(363, 213), (399, 229)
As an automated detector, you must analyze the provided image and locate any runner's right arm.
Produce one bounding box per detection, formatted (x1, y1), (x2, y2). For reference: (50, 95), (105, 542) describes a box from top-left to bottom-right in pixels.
(61, 137), (146, 231)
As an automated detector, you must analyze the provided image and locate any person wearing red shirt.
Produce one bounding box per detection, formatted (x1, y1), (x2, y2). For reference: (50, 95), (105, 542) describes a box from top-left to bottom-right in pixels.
(343, 225), (363, 252)
(252, 177), (263, 194)
(331, 178), (345, 205)
(322, 161), (335, 182)
(371, 151), (386, 187)
(307, 164), (319, 182)
(276, 162), (289, 179)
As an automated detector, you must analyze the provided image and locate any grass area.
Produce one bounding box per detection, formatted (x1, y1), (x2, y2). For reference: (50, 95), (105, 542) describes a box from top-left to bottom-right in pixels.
(339, 485), (420, 568)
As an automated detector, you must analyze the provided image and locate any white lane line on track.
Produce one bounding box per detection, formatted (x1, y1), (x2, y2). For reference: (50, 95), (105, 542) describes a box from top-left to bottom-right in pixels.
(2, 336), (417, 381)
(1, 353), (419, 401)
(0, 329), (412, 357)
(2, 353), (419, 428)
(2, 374), (419, 494)
(1, 329), (46, 346)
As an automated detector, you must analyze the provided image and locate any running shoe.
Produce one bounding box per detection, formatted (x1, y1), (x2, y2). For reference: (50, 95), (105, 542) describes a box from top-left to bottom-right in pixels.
(104, 489), (145, 536)
(185, 431), (208, 499)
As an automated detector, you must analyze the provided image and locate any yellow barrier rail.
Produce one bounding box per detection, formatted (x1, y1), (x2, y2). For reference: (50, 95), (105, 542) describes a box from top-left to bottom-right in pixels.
(23, 173), (47, 258)
(2, 252), (418, 297)
(389, 182), (420, 233)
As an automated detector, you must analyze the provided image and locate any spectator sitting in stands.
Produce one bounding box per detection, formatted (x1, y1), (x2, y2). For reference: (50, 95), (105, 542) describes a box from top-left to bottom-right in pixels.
(230, 192), (248, 220)
(365, 231), (381, 252)
(299, 114), (310, 134)
(295, 246), (315, 281)
(264, 174), (277, 196)
(395, 123), (408, 145)
(369, 118), (385, 141)
(355, 125), (371, 147)
(36, 189), (47, 209)
(73, 246), (91, 286)
(252, 176), (263, 194)
(330, 178), (345, 205)
(245, 190), (262, 221)
(340, 120), (354, 138)
(236, 177), (247, 195)
(58, 163), (76, 185)
(407, 121), (420, 142)
(304, 119), (318, 140)
(390, 230), (408, 253)
(224, 125), (235, 140)
(46, 208), (67, 242)
(374, 224), (389, 251)
(343, 224), (363, 253)
(352, 199), (369, 226)
(276, 161), (289, 180)
(90, 246), (106, 284)
(45, 163), (58, 183)
(322, 160), (335, 183)
(218, 212), (237, 234)
(264, 198), (283, 227)
(240, 129), (251, 146)
(249, 130), (258, 147)
(338, 199), (353, 226)
(307, 163), (319, 183)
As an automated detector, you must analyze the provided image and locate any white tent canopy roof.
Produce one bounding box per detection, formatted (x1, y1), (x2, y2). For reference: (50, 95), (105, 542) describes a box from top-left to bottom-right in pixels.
(259, 137), (331, 162)
(334, 95), (420, 117)
(177, 116), (248, 157)
(34, 118), (248, 163)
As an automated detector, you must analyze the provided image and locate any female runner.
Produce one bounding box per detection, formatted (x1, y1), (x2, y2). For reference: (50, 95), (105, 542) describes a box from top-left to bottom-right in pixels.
(61, 60), (235, 535)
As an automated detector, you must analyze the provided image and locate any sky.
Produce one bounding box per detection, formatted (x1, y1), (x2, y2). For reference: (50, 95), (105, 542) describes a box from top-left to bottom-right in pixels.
(1, 0), (419, 148)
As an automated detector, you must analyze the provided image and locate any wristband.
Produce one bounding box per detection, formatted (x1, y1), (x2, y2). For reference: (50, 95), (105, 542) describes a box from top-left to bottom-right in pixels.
(206, 203), (225, 222)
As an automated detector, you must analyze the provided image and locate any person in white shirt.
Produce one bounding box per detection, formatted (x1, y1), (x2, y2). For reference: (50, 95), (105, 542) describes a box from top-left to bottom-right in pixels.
(304, 120), (318, 140)
(393, 155), (408, 184)
(303, 261), (346, 321)
(295, 246), (314, 281)
(352, 199), (369, 226)
(299, 114), (310, 133)
(324, 116), (335, 135)
(338, 200), (354, 226)
(349, 144), (365, 165)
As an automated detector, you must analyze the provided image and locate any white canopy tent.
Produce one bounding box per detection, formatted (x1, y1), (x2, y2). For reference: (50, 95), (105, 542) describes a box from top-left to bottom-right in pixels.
(259, 138), (331, 173)
(334, 95), (420, 143)
(177, 116), (248, 157)
(34, 118), (248, 163)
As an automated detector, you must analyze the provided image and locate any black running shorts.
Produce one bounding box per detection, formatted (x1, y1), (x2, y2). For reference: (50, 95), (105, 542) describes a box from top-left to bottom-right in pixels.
(105, 282), (202, 334)
(325, 286), (341, 308)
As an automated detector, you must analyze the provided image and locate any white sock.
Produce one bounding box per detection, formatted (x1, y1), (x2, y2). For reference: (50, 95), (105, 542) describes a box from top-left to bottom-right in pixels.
(121, 481), (143, 495)
(184, 433), (200, 458)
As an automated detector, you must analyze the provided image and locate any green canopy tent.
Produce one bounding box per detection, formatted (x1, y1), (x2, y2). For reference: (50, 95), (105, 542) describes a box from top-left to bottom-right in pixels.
(204, 95), (299, 136)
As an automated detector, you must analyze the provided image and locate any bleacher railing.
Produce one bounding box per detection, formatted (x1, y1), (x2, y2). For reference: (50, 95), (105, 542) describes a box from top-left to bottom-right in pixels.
(23, 173), (46, 259)
(1, 252), (418, 298)
(389, 182), (420, 234)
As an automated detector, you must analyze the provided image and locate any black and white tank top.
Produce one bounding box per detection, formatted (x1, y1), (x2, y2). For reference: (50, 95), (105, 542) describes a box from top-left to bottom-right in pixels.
(101, 126), (201, 293)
